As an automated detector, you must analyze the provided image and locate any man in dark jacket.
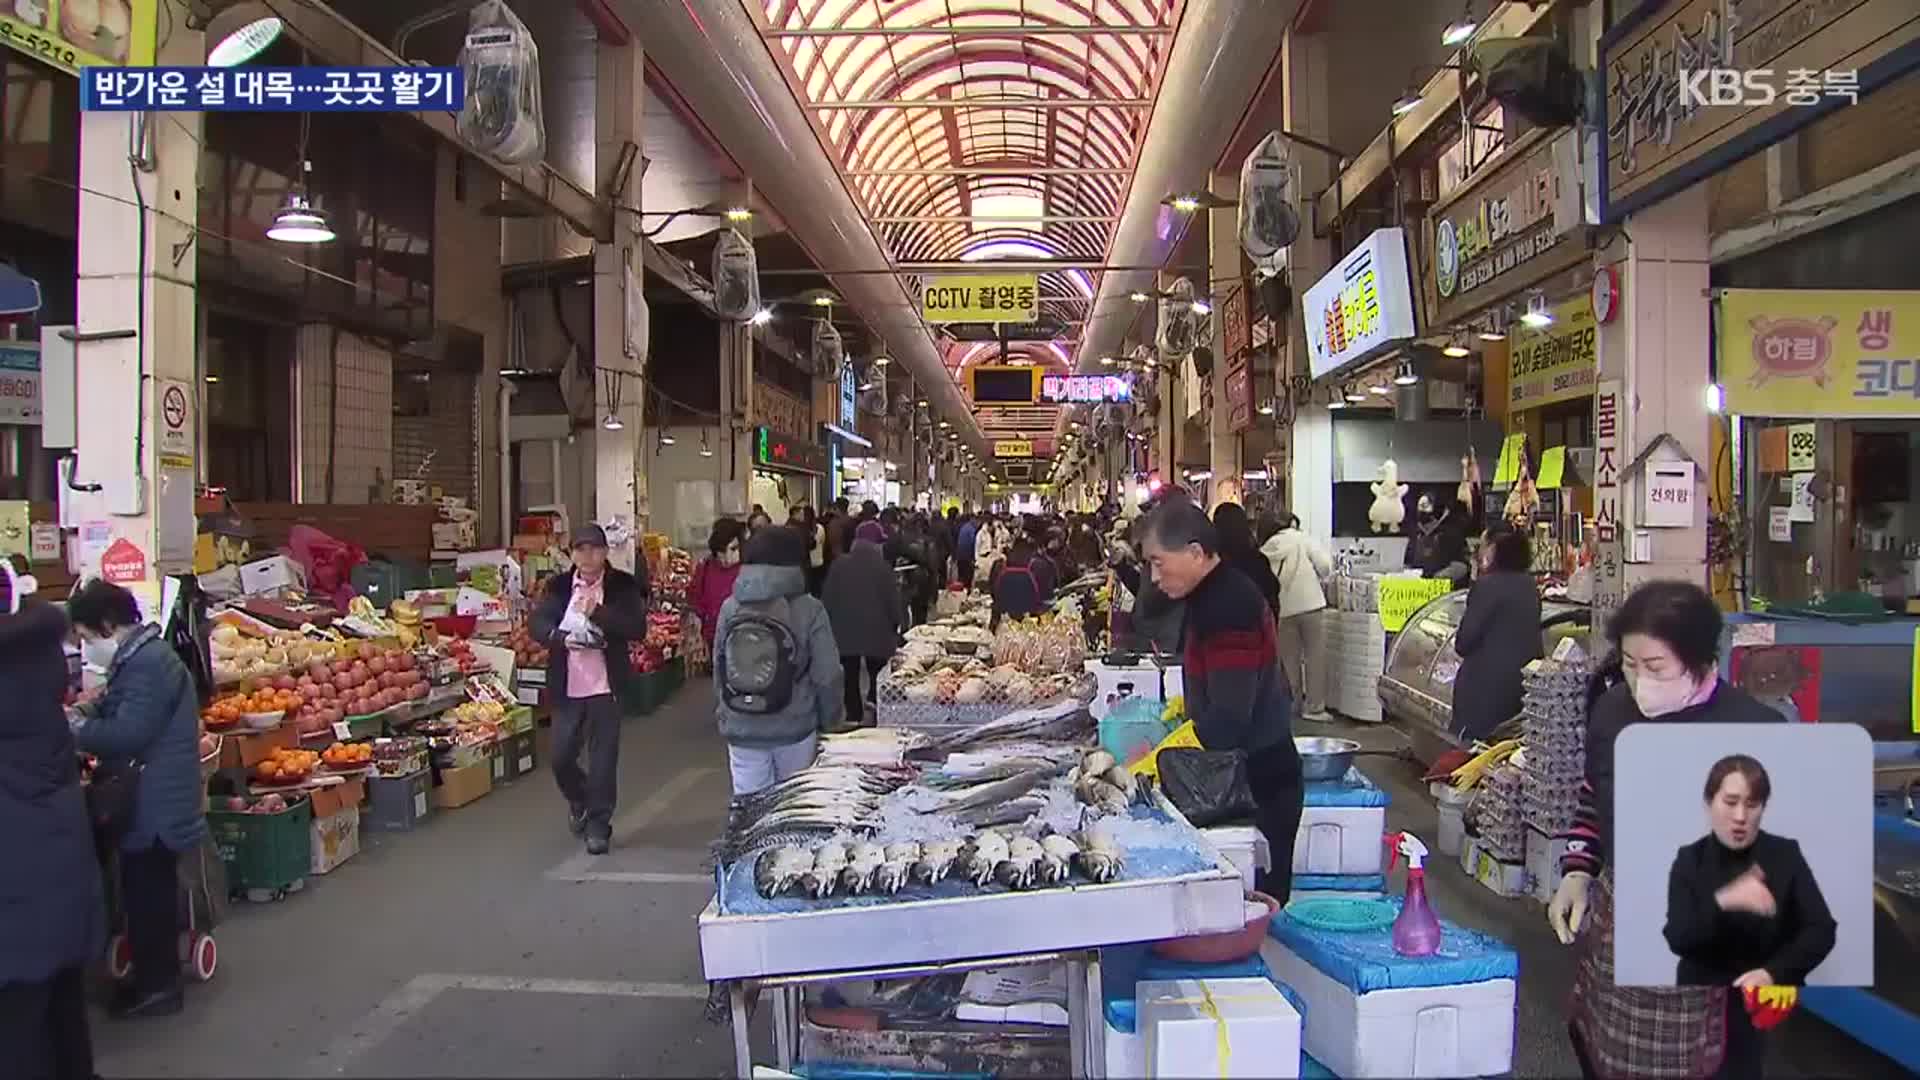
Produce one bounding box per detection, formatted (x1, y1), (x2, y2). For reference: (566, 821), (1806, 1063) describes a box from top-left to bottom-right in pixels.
(826, 497), (855, 557)
(70, 579), (206, 1019)
(1141, 500), (1304, 904)
(0, 578), (102, 1074)
(531, 525), (650, 855)
(822, 534), (905, 728)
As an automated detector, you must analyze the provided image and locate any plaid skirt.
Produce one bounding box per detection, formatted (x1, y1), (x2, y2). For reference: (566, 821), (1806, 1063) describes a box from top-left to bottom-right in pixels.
(1570, 872), (1728, 1079)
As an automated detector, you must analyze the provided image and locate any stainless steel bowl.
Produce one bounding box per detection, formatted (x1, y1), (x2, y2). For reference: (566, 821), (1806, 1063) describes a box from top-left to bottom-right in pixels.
(1295, 736), (1362, 782)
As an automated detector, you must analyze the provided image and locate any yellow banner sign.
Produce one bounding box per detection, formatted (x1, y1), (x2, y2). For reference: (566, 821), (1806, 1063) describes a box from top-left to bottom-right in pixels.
(1719, 289), (1920, 417)
(1377, 577), (1454, 633)
(922, 274), (1039, 324)
(1509, 294), (1597, 410)
(0, 0), (158, 75)
(992, 439), (1034, 459)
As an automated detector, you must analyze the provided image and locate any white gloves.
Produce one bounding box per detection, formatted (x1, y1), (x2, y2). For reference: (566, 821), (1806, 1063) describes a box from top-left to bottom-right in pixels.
(1548, 870), (1593, 945)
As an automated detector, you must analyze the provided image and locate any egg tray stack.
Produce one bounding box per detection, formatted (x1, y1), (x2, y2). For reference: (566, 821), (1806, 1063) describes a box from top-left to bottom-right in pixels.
(1519, 656), (1591, 836)
(1468, 761), (1527, 862)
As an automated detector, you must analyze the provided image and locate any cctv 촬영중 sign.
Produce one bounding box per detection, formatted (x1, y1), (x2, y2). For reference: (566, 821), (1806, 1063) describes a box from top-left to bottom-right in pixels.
(922, 274), (1039, 324)
(993, 440), (1034, 459)
(1302, 227), (1419, 379)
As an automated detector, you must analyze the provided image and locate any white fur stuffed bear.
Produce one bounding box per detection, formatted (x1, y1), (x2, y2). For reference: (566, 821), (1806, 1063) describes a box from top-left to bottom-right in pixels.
(1369, 459), (1409, 533)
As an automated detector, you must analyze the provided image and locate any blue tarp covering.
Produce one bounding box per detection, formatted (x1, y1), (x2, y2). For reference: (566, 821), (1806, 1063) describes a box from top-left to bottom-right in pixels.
(1293, 872), (1386, 892)
(1267, 896), (1519, 993)
(1303, 767), (1390, 808)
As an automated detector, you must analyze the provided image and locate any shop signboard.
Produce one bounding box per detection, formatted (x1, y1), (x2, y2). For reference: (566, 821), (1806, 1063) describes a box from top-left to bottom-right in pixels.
(0, 0), (158, 77)
(1719, 289), (1920, 416)
(1302, 227), (1419, 380)
(754, 380), (812, 439)
(754, 427), (826, 475)
(1226, 364), (1255, 433)
(1040, 373), (1133, 404)
(839, 363), (858, 428)
(1592, 378), (1626, 634)
(1599, 0), (1920, 223)
(0, 342), (40, 425)
(1428, 128), (1585, 327)
(921, 273), (1039, 324)
(1508, 294), (1598, 410)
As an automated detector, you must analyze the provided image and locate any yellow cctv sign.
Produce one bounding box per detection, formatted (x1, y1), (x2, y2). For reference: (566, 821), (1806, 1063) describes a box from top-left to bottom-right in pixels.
(993, 440), (1034, 458)
(922, 274), (1039, 323)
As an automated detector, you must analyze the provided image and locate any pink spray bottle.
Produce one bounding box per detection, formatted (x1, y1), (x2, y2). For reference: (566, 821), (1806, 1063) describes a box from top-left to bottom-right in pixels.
(1387, 831), (1442, 957)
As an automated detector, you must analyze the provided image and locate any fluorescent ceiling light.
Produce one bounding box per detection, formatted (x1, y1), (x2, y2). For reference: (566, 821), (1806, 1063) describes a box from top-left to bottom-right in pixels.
(1394, 361), (1421, 386)
(267, 194), (334, 244)
(1520, 308), (1554, 328)
(724, 207), (753, 222)
(1190, 300), (1212, 316)
(602, 413), (624, 431)
(1442, 343), (1471, 358)
(1129, 291), (1151, 303)
(1168, 195), (1202, 212)
(1368, 384), (1393, 396)
(1391, 90), (1423, 116)
(208, 16), (282, 68)
(1442, 16), (1478, 46)
(1478, 329), (1507, 341)
(750, 309), (773, 326)
(1344, 386), (1369, 402)
(1704, 383), (1725, 414)
(970, 192), (1045, 234)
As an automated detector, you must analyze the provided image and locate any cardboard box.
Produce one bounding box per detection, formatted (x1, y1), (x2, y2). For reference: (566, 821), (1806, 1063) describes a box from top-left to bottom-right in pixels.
(393, 479), (429, 505)
(311, 806), (360, 874)
(309, 777), (365, 818)
(1461, 834), (1528, 898)
(240, 555), (301, 595)
(434, 761), (492, 809)
(1138, 977), (1301, 1079)
(502, 705), (534, 734)
(498, 729), (537, 781)
(219, 725), (298, 770)
(1525, 826), (1569, 904)
(432, 521), (477, 551)
(367, 770), (433, 831)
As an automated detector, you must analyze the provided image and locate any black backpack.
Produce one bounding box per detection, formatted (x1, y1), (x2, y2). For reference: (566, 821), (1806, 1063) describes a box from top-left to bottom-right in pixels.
(718, 598), (800, 714)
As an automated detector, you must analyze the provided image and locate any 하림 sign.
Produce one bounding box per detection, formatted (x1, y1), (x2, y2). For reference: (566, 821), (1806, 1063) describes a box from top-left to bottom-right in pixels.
(1718, 289), (1920, 416)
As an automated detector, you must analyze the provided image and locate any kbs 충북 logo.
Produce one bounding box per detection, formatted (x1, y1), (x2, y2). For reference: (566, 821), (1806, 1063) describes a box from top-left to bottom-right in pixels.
(1677, 67), (1859, 108)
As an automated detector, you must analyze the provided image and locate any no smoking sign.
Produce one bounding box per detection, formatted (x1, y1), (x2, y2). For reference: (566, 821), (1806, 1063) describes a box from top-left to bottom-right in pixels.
(157, 379), (193, 460)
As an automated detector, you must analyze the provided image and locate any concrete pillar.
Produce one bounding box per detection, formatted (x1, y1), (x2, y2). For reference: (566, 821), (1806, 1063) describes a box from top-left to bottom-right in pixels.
(1593, 182), (1712, 628)
(70, 21), (203, 588)
(593, 37), (644, 569)
(1283, 27), (1335, 520)
(1208, 171), (1242, 506)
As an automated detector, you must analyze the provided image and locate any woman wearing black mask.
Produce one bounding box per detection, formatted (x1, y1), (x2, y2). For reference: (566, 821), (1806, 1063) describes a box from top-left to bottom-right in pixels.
(1405, 492), (1470, 582)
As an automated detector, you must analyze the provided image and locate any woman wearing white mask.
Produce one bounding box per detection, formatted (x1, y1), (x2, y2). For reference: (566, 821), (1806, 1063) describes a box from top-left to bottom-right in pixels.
(1548, 581), (1779, 1080)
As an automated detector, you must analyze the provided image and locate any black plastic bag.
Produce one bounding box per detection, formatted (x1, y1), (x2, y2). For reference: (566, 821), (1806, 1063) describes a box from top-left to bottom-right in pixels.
(1157, 747), (1257, 828)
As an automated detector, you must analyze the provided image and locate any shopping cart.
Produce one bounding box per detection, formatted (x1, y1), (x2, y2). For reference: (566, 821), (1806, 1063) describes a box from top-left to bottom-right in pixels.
(102, 834), (225, 985)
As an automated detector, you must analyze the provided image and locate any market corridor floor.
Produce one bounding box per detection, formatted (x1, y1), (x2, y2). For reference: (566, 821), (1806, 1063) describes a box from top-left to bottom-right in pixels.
(92, 683), (754, 1079)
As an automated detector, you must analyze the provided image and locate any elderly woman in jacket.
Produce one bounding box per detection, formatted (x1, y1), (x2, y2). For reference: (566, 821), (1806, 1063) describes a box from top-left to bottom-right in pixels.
(823, 531), (906, 727)
(0, 565), (103, 1075)
(69, 578), (206, 1019)
(1261, 512), (1334, 723)
(1452, 530), (1543, 742)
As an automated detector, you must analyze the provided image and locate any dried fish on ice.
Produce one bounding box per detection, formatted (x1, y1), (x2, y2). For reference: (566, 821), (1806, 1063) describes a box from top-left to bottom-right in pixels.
(754, 844), (815, 897)
(801, 837), (851, 899)
(950, 792), (1049, 829)
(1037, 832), (1081, 884)
(1074, 770), (1130, 816)
(1075, 820), (1124, 883)
(932, 764), (1066, 817)
(913, 838), (965, 885)
(841, 840), (887, 895)
(914, 700), (1093, 758)
(963, 830), (1011, 888)
(994, 834), (1045, 890)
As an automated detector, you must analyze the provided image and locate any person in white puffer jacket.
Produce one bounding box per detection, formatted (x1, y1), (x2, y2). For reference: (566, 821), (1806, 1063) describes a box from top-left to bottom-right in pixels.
(1260, 513), (1334, 722)
(972, 515), (1010, 589)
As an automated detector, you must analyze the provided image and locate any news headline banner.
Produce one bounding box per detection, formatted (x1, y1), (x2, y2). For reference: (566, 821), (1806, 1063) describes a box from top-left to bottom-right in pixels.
(82, 67), (464, 112)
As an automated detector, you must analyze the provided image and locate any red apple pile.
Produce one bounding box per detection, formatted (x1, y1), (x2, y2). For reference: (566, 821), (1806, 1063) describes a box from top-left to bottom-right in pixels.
(508, 620), (549, 669)
(285, 644), (431, 735)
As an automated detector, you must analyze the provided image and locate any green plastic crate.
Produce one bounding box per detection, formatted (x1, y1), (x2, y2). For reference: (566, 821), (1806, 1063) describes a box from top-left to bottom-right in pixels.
(619, 670), (662, 716)
(209, 798), (313, 894)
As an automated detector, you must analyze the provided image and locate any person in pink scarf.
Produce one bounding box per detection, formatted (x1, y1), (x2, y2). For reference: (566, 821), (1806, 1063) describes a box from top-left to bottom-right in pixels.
(689, 518), (746, 651)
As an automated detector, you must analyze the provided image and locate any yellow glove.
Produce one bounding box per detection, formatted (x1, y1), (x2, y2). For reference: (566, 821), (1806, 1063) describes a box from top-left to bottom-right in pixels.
(1548, 870), (1593, 945)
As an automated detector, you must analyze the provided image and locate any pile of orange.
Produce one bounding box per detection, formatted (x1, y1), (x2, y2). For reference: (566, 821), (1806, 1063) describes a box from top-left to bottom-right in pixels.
(223, 688), (301, 717)
(202, 700), (244, 729)
(321, 742), (373, 769)
(253, 747), (320, 786)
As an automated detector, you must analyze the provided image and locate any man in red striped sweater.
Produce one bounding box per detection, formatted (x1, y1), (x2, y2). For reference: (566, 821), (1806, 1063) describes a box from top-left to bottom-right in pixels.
(1142, 500), (1305, 903)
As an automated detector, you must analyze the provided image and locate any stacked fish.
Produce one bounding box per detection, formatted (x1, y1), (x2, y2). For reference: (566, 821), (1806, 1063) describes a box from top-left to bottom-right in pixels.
(1071, 748), (1144, 815)
(716, 766), (910, 860)
(754, 821), (1125, 900)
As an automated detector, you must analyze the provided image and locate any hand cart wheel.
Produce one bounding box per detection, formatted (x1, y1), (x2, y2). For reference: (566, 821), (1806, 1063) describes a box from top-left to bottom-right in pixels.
(187, 932), (217, 982)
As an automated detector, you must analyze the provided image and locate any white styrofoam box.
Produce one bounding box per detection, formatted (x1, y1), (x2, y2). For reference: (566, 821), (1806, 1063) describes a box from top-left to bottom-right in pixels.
(1261, 940), (1516, 1079)
(1162, 665), (1183, 702)
(1085, 660), (1163, 720)
(240, 554), (301, 595)
(1106, 1020), (1146, 1078)
(1525, 826), (1567, 905)
(1139, 977), (1301, 1080)
(1294, 805), (1388, 876)
(1203, 826), (1272, 892)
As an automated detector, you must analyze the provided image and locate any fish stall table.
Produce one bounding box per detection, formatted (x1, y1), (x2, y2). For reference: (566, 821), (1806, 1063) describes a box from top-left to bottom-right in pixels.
(699, 799), (1249, 1078)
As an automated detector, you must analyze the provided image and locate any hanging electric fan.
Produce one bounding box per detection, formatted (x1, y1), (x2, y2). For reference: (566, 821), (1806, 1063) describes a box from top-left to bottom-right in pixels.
(811, 318), (843, 377)
(1158, 277), (1199, 357)
(712, 229), (761, 322)
(1239, 132), (1302, 269)
(457, 1), (546, 164)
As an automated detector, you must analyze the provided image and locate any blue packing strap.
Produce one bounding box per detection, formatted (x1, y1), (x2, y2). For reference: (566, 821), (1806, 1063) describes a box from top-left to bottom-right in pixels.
(1293, 872), (1386, 892)
(1267, 896), (1520, 993)
(1303, 766), (1391, 808)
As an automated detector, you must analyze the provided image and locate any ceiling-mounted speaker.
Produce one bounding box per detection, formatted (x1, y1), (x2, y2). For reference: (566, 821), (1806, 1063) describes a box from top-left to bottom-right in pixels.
(1190, 345), (1215, 379)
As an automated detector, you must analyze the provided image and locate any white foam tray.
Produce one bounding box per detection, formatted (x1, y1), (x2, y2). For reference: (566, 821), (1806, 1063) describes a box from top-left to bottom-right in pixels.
(1260, 939), (1515, 1079)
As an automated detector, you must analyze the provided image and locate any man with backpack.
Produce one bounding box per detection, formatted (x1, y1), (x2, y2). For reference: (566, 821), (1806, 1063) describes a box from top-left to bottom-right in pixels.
(713, 527), (844, 796)
(531, 525), (650, 855)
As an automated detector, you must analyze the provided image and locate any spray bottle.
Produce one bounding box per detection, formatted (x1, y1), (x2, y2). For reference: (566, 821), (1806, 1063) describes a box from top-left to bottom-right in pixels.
(1387, 831), (1442, 957)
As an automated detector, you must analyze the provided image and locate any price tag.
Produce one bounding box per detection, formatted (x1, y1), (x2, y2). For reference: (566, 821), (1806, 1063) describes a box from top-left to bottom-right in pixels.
(333, 721), (353, 740)
(1786, 423), (1816, 472)
(1375, 577), (1453, 632)
(1768, 506), (1792, 542)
